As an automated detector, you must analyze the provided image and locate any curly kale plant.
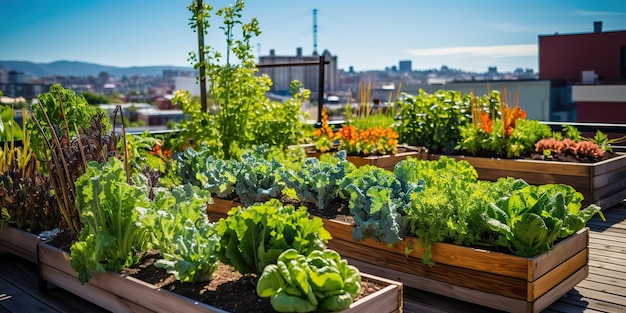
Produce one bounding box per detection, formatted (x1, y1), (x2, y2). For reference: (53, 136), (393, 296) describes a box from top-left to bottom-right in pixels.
(235, 152), (285, 206)
(280, 150), (355, 210)
(343, 165), (423, 244)
(215, 199), (331, 275)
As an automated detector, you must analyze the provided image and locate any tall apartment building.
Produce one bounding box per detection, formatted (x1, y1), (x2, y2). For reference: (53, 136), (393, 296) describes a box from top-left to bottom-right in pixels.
(257, 47), (338, 96)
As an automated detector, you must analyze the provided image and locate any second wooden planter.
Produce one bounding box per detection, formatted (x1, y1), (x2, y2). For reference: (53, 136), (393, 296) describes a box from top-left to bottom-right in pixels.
(322, 218), (589, 313)
(303, 144), (428, 171)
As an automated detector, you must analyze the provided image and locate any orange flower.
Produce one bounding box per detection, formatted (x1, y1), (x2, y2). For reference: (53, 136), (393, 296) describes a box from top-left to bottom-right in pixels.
(480, 112), (492, 134)
(502, 106), (526, 138)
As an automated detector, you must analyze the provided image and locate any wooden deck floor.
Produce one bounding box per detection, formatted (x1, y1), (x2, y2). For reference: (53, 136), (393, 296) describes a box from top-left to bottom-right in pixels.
(1, 205), (625, 313)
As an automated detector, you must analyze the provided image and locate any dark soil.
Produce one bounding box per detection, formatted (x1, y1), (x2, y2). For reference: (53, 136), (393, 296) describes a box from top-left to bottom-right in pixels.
(121, 250), (383, 313)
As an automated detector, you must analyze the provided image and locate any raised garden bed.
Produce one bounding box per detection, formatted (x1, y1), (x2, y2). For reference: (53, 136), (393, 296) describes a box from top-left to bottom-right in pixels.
(429, 153), (626, 209)
(321, 218), (589, 313)
(36, 240), (403, 313)
(303, 144), (428, 171)
(0, 226), (43, 262)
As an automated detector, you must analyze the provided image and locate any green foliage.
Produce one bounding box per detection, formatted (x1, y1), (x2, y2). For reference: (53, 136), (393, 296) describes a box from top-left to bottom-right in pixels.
(250, 81), (311, 149)
(215, 199), (331, 275)
(172, 90), (223, 157)
(482, 180), (603, 257)
(235, 152), (285, 206)
(257, 249), (361, 312)
(343, 165), (423, 244)
(81, 91), (110, 105)
(399, 157), (498, 265)
(0, 105), (24, 141)
(69, 158), (151, 283)
(139, 184), (219, 283)
(280, 150), (356, 210)
(396, 89), (472, 154)
(28, 84), (111, 159)
(457, 118), (552, 158)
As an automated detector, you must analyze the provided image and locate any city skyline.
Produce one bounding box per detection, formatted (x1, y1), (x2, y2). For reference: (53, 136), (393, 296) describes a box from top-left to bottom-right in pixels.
(2, 0), (626, 73)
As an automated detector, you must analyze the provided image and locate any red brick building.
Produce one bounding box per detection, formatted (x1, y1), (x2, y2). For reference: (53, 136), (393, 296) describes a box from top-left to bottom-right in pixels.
(539, 21), (626, 123)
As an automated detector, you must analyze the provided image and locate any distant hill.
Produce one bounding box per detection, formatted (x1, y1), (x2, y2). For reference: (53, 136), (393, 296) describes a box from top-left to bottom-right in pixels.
(0, 60), (195, 78)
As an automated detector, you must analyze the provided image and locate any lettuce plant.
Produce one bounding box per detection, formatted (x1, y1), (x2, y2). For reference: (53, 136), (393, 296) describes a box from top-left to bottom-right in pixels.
(482, 180), (603, 257)
(215, 199), (331, 275)
(257, 249), (361, 313)
(70, 158), (151, 284)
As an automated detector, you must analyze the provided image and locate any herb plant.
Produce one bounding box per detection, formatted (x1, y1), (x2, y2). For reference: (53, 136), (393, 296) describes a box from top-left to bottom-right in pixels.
(396, 89), (472, 154)
(343, 165), (423, 244)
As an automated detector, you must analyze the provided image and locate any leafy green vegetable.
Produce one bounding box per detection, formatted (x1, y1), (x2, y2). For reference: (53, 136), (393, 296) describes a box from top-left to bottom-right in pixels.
(138, 184), (219, 282)
(280, 150), (355, 210)
(215, 199), (331, 275)
(257, 248), (361, 312)
(482, 181), (603, 257)
(70, 158), (150, 284)
(396, 89), (472, 154)
(235, 153), (285, 206)
(343, 165), (422, 244)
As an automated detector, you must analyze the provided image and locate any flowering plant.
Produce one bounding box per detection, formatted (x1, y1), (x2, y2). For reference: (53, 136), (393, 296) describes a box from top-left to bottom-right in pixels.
(456, 90), (552, 158)
(313, 107), (399, 156)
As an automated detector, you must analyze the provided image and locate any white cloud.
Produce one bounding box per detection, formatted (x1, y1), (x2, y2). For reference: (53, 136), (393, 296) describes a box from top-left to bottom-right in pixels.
(406, 44), (538, 58)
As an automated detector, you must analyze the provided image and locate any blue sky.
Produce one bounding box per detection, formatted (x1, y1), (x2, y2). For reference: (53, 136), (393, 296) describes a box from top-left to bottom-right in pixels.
(2, 0), (626, 73)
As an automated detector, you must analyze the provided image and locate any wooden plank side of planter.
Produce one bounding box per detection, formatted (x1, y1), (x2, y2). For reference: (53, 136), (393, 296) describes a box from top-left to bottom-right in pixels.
(38, 264), (153, 313)
(351, 256), (588, 313)
(37, 242), (227, 313)
(327, 237), (528, 300)
(529, 227), (589, 280)
(344, 273), (403, 313)
(528, 248), (588, 301)
(206, 198), (242, 222)
(323, 218), (529, 279)
(0, 226), (42, 263)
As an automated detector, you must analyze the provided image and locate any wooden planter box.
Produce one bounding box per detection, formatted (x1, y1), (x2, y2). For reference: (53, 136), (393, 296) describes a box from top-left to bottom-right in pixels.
(322, 218), (589, 313)
(206, 198), (242, 222)
(0, 226), (43, 262)
(430, 153), (626, 209)
(303, 144), (428, 171)
(36, 242), (403, 313)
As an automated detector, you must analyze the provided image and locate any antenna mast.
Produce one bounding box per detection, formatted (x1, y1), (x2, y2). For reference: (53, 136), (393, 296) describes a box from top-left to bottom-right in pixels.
(313, 9), (318, 55)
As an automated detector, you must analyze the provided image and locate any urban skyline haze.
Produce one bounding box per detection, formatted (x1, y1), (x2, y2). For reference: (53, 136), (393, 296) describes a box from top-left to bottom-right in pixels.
(2, 0), (626, 74)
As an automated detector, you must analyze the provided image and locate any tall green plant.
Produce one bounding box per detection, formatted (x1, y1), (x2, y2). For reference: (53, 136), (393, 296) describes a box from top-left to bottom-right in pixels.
(187, 0), (267, 159)
(396, 89), (472, 154)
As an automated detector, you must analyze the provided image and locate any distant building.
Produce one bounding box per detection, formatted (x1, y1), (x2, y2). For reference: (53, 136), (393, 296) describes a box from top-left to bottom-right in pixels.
(399, 61), (412, 72)
(258, 47), (338, 95)
(539, 21), (626, 124)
